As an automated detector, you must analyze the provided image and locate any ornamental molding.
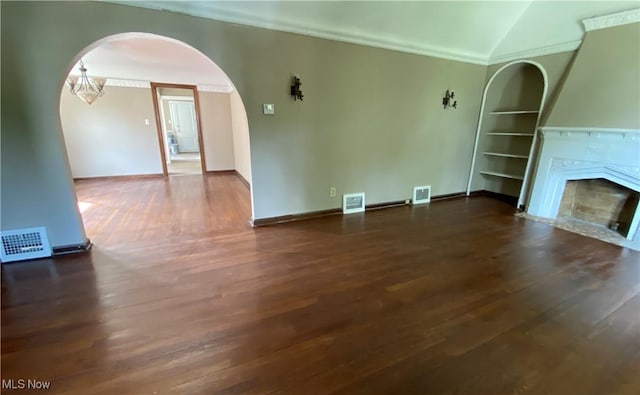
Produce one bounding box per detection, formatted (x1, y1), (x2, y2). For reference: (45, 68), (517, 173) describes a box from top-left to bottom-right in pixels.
(582, 8), (640, 32)
(76, 78), (234, 93)
(539, 127), (640, 141)
(488, 40), (581, 65)
(104, 79), (150, 88)
(550, 157), (640, 176)
(197, 84), (234, 93)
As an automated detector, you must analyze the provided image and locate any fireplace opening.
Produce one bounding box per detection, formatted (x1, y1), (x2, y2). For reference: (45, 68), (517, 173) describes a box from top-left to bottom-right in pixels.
(558, 178), (640, 238)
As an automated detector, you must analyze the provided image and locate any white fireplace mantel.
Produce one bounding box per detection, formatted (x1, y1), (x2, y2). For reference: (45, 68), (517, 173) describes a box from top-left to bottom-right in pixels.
(527, 127), (640, 248)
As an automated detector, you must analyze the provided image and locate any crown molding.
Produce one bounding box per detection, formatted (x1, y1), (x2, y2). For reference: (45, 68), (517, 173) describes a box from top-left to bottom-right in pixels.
(488, 40), (581, 65)
(73, 78), (234, 92)
(583, 8), (640, 32)
(539, 126), (640, 135)
(104, 79), (150, 88)
(107, 1), (637, 67)
(197, 84), (234, 93)
(109, 1), (487, 65)
(67, 76), (152, 88)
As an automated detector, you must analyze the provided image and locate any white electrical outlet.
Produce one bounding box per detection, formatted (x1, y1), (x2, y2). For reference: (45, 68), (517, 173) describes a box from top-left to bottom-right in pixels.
(330, 187), (336, 197)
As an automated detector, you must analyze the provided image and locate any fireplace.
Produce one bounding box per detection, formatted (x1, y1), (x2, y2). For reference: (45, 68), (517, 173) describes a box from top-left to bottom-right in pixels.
(558, 178), (639, 238)
(527, 128), (640, 250)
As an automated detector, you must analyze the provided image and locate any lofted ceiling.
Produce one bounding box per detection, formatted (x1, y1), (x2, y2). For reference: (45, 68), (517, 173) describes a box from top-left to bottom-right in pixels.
(108, 0), (639, 65)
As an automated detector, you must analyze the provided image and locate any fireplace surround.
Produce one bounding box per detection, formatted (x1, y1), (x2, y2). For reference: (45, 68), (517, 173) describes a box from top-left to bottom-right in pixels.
(527, 127), (640, 250)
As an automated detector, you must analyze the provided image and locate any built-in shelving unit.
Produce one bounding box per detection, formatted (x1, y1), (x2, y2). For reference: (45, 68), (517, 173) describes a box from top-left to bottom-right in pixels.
(485, 132), (534, 136)
(489, 110), (539, 115)
(483, 152), (529, 159)
(479, 171), (524, 180)
(466, 61), (548, 209)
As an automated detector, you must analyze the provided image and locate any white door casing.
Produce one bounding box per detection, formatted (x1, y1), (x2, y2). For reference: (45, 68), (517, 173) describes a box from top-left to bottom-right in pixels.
(169, 100), (199, 153)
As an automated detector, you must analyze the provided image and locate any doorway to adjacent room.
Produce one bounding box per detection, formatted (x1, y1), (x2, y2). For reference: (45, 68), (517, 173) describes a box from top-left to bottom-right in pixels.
(153, 85), (205, 175)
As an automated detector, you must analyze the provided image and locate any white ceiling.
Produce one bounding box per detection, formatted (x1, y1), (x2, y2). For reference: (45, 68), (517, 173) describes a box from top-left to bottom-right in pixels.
(109, 0), (639, 65)
(491, 1), (640, 63)
(69, 34), (234, 90)
(80, 1), (638, 85)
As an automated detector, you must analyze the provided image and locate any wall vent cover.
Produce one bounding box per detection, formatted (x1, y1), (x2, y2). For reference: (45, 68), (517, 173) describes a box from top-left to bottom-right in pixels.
(343, 192), (366, 214)
(1, 227), (51, 263)
(413, 185), (432, 205)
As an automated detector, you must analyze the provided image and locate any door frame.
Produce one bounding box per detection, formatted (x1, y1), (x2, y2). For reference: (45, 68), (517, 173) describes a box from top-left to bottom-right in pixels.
(150, 82), (207, 175)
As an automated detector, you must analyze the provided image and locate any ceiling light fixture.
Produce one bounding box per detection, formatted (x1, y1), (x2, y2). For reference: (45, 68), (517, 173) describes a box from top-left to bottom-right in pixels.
(66, 60), (106, 105)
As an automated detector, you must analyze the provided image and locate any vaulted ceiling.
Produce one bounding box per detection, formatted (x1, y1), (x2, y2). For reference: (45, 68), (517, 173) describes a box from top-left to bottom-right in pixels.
(110, 0), (639, 65)
(78, 1), (638, 86)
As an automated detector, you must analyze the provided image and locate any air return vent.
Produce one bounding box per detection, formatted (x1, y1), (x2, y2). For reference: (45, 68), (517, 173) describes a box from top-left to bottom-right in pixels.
(1, 227), (51, 263)
(343, 192), (365, 214)
(412, 185), (431, 205)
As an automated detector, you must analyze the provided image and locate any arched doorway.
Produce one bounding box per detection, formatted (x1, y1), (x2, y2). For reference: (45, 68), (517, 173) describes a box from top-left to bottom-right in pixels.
(466, 60), (548, 209)
(59, 33), (254, 245)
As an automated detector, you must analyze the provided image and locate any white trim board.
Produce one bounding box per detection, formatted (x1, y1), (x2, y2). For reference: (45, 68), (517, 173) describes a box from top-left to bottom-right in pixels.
(466, 59), (549, 209)
(583, 8), (640, 32)
(105, 78), (150, 88)
(539, 126), (640, 134)
(198, 84), (234, 93)
(111, 0), (489, 65)
(104, 2), (638, 67)
(79, 78), (233, 93)
(488, 40), (581, 65)
(160, 95), (194, 102)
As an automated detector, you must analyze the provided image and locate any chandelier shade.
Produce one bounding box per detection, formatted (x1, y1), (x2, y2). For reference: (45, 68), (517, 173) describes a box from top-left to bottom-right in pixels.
(66, 61), (106, 105)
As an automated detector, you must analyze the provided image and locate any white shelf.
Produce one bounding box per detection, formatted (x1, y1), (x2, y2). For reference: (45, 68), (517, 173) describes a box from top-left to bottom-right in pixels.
(486, 132), (534, 136)
(489, 110), (539, 115)
(483, 152), (529, 159)
(480, 171), (524, 180)
(467, 64), (547, 209)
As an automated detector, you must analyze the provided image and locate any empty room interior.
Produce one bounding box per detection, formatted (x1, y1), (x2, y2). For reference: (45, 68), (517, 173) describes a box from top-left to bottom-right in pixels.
(1, 1), (639, 394)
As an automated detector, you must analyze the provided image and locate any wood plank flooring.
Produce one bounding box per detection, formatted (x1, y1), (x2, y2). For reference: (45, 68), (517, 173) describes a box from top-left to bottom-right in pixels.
(167, 159), (202, 175)
(2, 174), (639, 394)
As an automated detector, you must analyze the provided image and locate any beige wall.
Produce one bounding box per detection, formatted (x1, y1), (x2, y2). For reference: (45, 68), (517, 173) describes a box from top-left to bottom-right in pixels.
(60, 86), (163, 178)
(199, 91), (235, 170)
(230, 91), (252, 184)
(60, 85), (237, 179)
(240, 35), (485, 218)
(159, 88), (236, 171)
(487, 51), (576, 123)
(1, 1), (486, 246)
(545, 22), (640, 129)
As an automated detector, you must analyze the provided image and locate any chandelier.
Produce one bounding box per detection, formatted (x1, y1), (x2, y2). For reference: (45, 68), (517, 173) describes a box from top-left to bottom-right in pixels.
(66, 60), (106, 105)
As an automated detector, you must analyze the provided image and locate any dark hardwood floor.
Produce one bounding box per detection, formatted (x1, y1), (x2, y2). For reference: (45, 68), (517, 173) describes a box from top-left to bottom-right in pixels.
(2, 174), (639, 394)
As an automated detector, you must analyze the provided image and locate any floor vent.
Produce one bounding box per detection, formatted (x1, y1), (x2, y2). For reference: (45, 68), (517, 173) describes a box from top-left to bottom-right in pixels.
(1, 227), (52, 263)
(413, 185), (432, 205)
(343, 192), (366, 214)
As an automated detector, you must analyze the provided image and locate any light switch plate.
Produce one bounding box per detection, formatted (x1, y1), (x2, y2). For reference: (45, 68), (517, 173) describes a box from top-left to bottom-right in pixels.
(263, 104), (275, 115)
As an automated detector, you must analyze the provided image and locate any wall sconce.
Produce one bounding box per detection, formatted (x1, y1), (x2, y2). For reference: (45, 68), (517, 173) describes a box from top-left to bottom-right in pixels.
(290, 75), (303, 101)
(442, 90), (457, 109)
